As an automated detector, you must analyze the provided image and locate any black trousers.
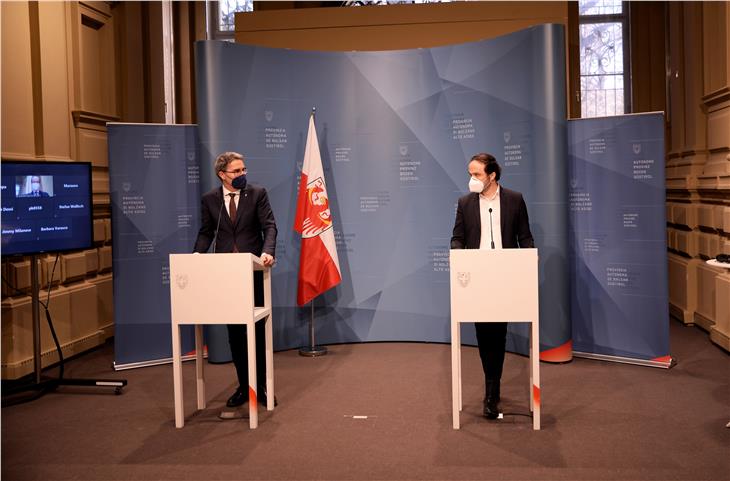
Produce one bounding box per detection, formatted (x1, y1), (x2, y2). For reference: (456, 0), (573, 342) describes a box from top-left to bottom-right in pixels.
(474, 322), (508, 387)
(227, 270), (266, 389)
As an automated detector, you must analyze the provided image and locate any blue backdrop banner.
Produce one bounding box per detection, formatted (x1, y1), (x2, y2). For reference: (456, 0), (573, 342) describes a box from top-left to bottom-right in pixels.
(568, 112), (670, 365)
(108, 124), (200, 368)
(195, 24), (572, 358)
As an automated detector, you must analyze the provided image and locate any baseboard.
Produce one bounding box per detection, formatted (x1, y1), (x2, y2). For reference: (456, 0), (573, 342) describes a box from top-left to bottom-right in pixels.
(1, 330), (106, 380)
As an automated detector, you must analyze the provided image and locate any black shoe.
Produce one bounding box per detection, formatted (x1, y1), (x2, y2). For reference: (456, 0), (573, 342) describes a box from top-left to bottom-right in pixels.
(484, 380), (501, 419)
(483, 396), (499, 419)
(257, 386), (278, 407)
(226, 387), (248, 408)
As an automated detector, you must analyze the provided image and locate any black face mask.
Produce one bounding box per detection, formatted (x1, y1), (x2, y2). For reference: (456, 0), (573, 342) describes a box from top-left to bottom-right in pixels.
(232, 174), (247, 190)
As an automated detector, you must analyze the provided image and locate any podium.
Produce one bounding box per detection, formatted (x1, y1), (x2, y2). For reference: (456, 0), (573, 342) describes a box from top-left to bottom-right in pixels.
(449, 248), (540, 430)
(169, 253), (274, 429)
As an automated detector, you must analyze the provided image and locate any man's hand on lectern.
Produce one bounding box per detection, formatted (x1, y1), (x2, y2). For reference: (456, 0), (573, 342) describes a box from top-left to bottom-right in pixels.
(261, 253), (275, 267)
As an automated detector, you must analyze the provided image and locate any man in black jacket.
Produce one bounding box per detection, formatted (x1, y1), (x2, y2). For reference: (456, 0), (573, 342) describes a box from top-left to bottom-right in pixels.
(194, 151), (277, 409)
(450, 152), (534, 419)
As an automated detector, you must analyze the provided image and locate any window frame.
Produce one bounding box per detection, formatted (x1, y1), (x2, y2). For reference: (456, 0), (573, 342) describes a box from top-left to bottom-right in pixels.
(577, 1), (632, 117)
(208, 0), (254, 42)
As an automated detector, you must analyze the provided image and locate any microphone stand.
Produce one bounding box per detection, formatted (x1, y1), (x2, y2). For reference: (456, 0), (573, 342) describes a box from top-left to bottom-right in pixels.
(211, 198), (225, 253)
(488, 207), (495, 249)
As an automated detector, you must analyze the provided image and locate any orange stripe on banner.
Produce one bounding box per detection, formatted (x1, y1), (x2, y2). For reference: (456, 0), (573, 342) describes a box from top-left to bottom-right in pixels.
(533, 385), (541, 407)
(540, 340), (573, 362)
(249, 386), (257, 410)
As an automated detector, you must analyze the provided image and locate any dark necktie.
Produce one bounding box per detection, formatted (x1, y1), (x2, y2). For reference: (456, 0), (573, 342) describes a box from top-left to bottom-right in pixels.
(228, 192), (237, 224)
(228, 193), (238, 252)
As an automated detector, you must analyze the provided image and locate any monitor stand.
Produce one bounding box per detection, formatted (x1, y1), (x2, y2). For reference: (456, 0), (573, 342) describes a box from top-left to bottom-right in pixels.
(2, 255), (127, 406)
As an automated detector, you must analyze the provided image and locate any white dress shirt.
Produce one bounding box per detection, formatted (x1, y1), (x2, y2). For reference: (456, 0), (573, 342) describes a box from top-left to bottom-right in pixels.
(479, 185), (502, 250)
(222, 185), (240, 218)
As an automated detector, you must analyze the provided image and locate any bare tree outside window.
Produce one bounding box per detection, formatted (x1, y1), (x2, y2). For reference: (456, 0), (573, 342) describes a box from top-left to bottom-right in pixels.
(579, 0), (622, 16)
(219, 0), (253, 33)
(342, 1), (451, 5)
(578, 0), (629, 117)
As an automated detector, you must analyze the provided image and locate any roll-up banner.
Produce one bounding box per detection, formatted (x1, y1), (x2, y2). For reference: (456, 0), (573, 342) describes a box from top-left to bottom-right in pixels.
(195, 24), (572, 360)
(108, 124), (200, 369)
(568, 113), (671, 367)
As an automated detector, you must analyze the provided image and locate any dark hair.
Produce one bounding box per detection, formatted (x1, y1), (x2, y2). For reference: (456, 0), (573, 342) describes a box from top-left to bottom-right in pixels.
(469, 152), (501, 181)
(214, 151), (244, 180)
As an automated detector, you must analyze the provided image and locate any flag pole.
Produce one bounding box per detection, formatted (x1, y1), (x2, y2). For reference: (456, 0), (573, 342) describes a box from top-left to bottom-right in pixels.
(299, 296), (327, 357)
(297, 106), (331, 357)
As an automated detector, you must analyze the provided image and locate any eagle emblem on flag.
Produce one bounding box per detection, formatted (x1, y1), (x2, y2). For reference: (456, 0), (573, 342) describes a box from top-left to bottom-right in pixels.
(301, 177), (332, 238)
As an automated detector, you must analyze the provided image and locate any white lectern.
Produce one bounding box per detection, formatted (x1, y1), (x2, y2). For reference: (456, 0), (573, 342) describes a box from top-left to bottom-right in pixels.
(169, 253), (274, 429)
(449, 248), (540, 430)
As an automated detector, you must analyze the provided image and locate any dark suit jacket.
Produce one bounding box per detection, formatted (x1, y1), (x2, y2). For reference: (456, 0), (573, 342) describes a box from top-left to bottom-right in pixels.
(193, 184), (277, 256)
(450, 186), (534, 249)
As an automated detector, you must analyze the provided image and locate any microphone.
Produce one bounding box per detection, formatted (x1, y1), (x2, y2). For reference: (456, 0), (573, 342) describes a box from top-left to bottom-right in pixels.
(488, 207), (495, 249)
(210, 199), (225, 253)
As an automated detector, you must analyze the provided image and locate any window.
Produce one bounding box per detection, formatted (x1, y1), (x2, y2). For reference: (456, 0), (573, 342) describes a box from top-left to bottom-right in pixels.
(213, 0), (253, 41)
(342, 1), (452, 5)
(578, 0), (630, 117)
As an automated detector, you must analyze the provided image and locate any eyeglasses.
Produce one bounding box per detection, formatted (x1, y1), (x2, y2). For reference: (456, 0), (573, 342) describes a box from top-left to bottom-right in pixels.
(224, 168), (247, 174)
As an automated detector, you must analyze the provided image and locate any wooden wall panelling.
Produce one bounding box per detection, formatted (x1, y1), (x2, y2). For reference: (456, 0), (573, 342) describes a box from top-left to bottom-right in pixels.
(88, 273), (114, 336)
(61, 252), (88, 284)
(67, 282), (99, 343)
(77, 2), (116, 116)
(702, 1), (729, 96)
(93, 218), (106, 243)
(235, 2), (569, 51)
(98, 245), (113, 272)
(666, 4), (686, 164)
(630, 2), (667, 114)
(6, 260), (31, 292)
(711, 273), (730, 350)
(113, 1), (146, 123)
(0, 286), (77, 378)
(142, 1), (166, 123)
(668, 253), (698, 324)
(1, 2), (37, 159)
(680, 3), (707, 158)
(37, 1), (73, 161)
(701, 0), (730, 351)
(694, 263), (719, 331)
(85, 248), (100, 275)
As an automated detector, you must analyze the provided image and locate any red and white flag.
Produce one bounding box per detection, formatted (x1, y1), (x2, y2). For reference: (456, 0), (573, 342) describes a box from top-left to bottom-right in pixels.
(293, 113), (341, 306)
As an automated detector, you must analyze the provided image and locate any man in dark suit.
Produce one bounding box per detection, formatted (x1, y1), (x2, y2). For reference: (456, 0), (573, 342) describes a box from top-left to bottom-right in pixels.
(450, 152), (534, 420)
(21, 176), (50, 197)
(193, 151), (278, 409)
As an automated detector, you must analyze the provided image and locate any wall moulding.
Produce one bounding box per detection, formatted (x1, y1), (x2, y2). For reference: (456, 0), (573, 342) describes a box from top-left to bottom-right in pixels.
(1, 152), (41, 162)
(702, 86), (730, 108)
(79, 1), (112, 19)
(72, 110), (119, 131)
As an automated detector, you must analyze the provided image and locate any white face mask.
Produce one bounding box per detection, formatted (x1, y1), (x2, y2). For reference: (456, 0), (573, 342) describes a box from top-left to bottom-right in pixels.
(468, 176), (485, 193)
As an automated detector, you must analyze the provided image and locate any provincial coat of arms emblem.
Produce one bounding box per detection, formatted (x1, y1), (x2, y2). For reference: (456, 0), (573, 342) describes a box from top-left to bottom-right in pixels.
(301, 177), (332, 238)
(176, 274), (189, 289)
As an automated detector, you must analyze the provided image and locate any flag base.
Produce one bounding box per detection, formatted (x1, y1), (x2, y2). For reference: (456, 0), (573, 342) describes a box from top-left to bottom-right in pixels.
(298, 346), (328, 357)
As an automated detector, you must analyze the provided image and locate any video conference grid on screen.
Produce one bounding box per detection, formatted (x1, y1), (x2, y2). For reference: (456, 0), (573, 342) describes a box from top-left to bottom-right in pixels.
(1, 162), (93, 256)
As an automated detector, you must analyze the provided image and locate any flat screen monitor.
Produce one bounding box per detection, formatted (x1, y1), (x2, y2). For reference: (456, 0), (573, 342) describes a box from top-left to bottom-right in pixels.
(1, 161), (94, 256)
